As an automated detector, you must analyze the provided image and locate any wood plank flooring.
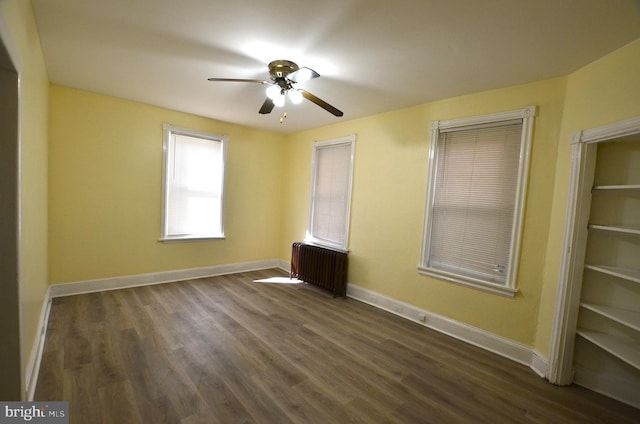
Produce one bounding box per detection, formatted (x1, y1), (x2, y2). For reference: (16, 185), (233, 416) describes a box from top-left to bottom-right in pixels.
(35, 269), (640, 423)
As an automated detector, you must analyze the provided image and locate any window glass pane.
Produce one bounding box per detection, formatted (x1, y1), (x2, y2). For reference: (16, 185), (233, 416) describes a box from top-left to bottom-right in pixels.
(162, 126), (225, 240)
(428, 122), (523, 284)
(312, 143), (350, 243)
(307, 136), (355, 249)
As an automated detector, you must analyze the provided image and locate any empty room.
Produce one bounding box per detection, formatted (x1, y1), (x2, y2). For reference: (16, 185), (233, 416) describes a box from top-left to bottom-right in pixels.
(1, 0), (640, 422)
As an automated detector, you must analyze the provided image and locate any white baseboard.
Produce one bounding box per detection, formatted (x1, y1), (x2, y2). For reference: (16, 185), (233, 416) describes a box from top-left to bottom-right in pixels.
(49, 259), (282, 298)
(25, 285), (52, 401)
(530, 350), (549, 378)
(277, 259), (291, 273)
(347, 283), (548, 377)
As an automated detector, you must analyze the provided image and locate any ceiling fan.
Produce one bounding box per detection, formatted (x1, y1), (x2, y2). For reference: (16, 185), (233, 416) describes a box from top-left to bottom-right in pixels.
(208, 60), (343, 117)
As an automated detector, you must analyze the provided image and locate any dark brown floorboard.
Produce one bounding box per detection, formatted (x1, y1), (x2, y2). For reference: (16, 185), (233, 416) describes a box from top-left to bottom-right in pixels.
(35, 269), (640, 423)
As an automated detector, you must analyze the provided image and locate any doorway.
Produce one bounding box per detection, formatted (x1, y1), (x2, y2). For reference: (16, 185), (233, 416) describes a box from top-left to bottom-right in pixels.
(0, 23), (22, 399)
(548, 116), (640, 408)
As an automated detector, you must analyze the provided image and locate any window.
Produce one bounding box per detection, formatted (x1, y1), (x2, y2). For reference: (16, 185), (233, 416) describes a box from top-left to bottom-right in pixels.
(306, 135), (356, 251)
(161, 124), (227, 241)
(419, 106), (535, 296)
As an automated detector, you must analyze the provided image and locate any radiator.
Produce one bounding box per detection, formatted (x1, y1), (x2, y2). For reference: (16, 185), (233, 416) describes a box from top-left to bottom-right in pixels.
(291, 242), (348, 297)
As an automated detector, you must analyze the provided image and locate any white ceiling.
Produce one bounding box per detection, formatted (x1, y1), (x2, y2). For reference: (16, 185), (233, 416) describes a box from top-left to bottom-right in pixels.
(31, 0), (640, 134)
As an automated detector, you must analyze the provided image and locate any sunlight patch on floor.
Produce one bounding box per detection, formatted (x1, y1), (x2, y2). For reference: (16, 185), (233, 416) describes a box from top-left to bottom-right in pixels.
(253, 277), (304, 284)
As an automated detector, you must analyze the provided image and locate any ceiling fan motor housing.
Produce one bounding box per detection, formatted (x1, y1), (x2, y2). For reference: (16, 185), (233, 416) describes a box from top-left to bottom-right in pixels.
(268, 60), (300, 78)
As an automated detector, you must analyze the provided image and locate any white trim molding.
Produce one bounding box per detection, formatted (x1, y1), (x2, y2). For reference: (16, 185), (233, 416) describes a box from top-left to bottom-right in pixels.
(50, 259), (281, 298)
(435, 105), (536, 130)
(347, 283), (547, 377)
(579, 115), (640, 144)
(25, 286), (52, 401)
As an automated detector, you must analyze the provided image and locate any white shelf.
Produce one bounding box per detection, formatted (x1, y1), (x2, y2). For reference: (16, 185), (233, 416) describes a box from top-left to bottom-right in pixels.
(574, 138), (640, 406)
(592, 184), (640, 193)
(588, 224), (640, 235)
(580, 303), (640, 332)
(576, 329), (640, 371)
(584, 264), (640, 285)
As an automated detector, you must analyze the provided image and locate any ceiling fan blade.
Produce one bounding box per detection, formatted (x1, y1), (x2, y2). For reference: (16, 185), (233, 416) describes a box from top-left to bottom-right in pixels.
(258, 98), (275, 114)
(207, 77), (269, 84)
(288, 67), (320, 83)
(301, 90), (343, 117)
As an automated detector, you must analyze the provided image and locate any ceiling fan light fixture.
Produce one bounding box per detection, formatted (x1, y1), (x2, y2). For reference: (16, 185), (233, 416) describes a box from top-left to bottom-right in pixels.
(288, 89), (303, 104)
(266, 84), (281, 100)
(273, 93), (285, 107)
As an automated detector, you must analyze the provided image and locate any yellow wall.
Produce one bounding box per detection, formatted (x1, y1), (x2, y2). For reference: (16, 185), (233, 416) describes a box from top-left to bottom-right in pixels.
(0, 0), (50, 394)
(48, 86), (286, 283)
(282, 78), (567, 345)
(535, 39), (640, 356)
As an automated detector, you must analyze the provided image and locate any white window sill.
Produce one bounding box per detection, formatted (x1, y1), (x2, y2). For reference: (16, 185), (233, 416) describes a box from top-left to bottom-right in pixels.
(417, 266), (517, 298)
(159, 235), (225, 243)
(303, 237), (349, 254)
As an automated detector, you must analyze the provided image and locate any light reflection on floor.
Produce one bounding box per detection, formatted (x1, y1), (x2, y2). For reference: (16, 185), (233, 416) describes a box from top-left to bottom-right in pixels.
(253, 277), (304, 284)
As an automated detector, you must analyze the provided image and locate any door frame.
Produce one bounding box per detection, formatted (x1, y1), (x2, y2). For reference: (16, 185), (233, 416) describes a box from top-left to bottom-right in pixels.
(0, 9), (24, 399)
(547, 115), (640, 385)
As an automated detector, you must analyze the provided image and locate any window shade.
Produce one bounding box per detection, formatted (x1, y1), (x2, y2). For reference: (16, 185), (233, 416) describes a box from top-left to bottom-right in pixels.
(309, 140), (353, 248)
(427, 122), (523, 284)
(167, 134), (223, 236)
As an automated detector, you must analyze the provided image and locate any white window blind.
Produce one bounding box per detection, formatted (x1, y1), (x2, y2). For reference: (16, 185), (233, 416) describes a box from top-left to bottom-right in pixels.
(306, 135), (356, 250)
(161, 125), (226, 240)
(429, 122), (522, 284)
(419, 106), (535, 296)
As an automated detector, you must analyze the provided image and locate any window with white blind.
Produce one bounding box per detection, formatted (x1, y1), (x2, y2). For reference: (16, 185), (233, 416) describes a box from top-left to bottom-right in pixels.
(419, 107), (535, 296)
(306, 135), (356, 251)
(161, 124), (227, 241)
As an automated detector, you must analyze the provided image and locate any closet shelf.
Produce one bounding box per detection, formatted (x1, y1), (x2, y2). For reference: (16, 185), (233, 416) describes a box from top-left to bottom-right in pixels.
(588, 224), (640, 235)
(576, 329), (640, 371)
(580, 303), (640, 332)
(592, 184), (640, 193)
(585, 264), (640, 285)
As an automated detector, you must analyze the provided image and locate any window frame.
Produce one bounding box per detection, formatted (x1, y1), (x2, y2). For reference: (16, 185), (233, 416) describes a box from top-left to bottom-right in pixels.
(418, 106), (536, 297)
(160, 123), (228, 242)
(305, 134), (356, 252)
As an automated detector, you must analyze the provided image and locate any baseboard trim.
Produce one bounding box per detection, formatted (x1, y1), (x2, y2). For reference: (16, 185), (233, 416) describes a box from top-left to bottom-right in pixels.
(347, 283), (548, 377)
(25, 286), (52, 401)
(50, 259), (282, 298)
(530, 350), (549, 378)
(277, 259), (291, 274)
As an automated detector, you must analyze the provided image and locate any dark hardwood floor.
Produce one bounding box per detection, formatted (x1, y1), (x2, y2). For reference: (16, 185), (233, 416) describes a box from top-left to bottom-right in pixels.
(35, 268), (640, 423)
